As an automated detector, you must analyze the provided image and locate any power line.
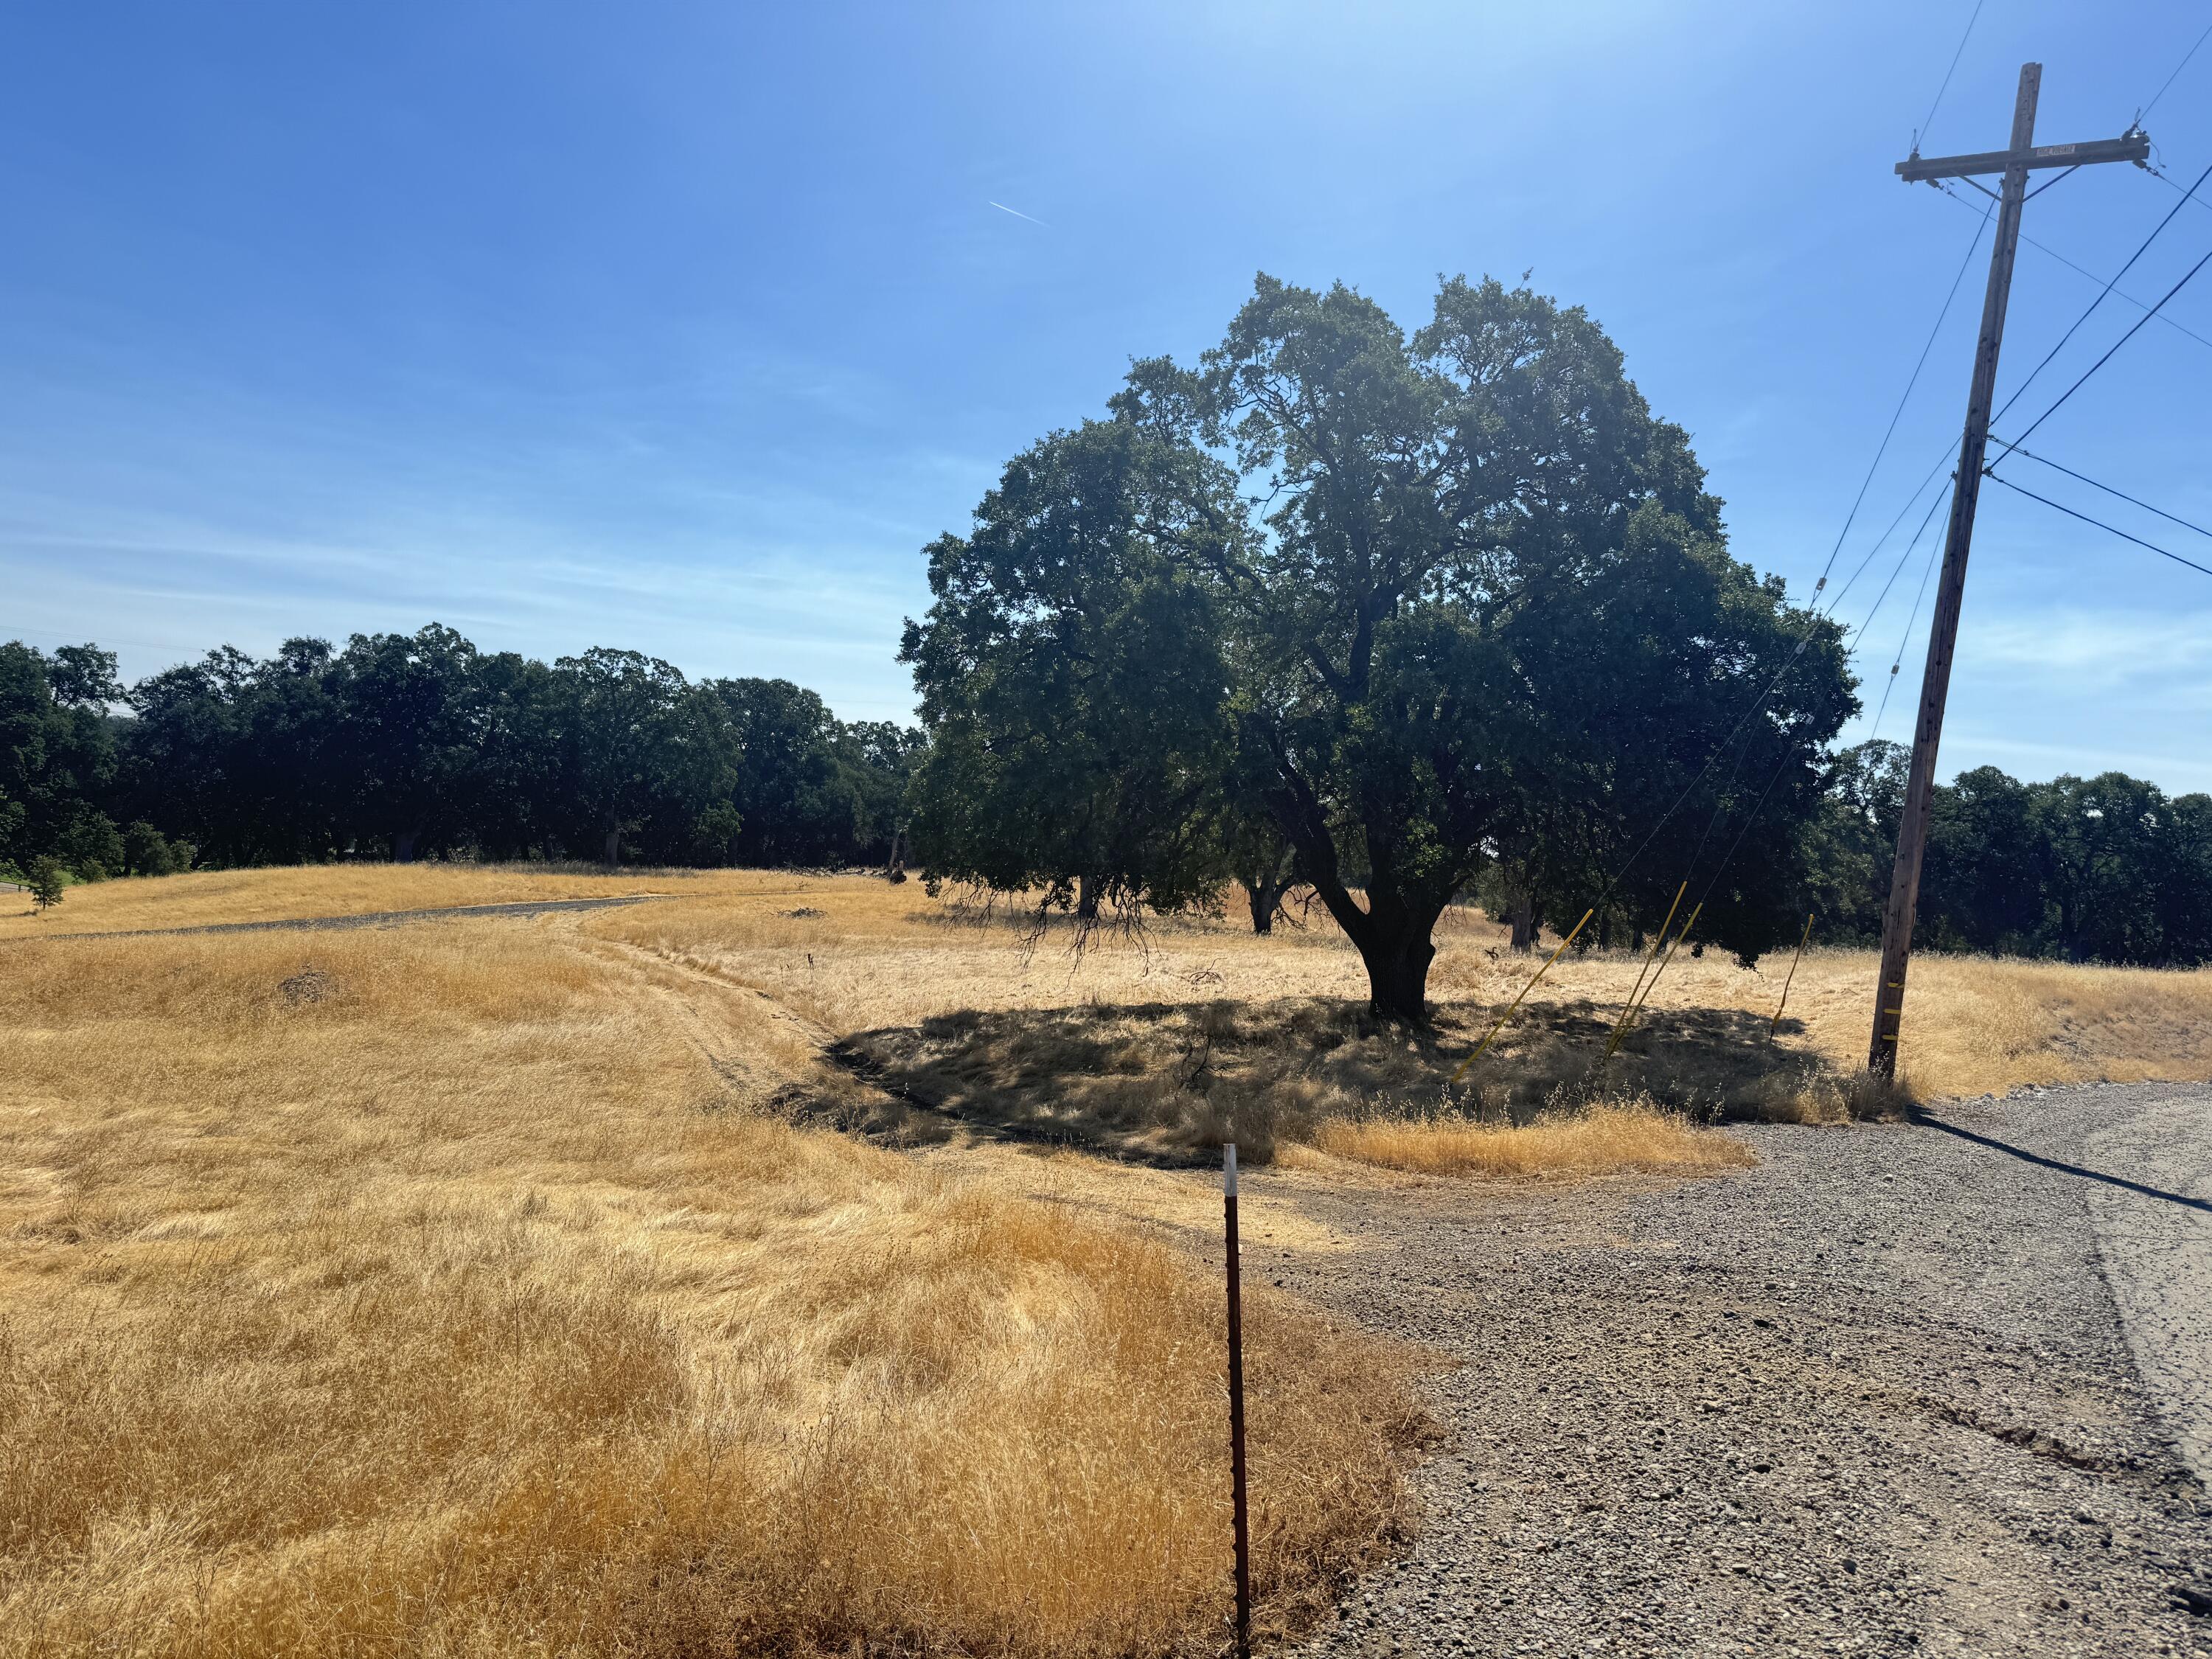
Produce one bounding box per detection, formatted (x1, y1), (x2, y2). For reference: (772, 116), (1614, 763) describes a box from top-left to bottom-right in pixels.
(1593, 204), (1992, 900)
(1853, 477), (1954, 647)
(1936, 181), (2212, 354)
(1997, 237), (2212, 455)
(2001, 443), (2212, 543)
(1986, 156), (2212, 431)
(1871, 524), (1945, 742)
(1814, 195), (1990, 588)
(1985, 470), (2212, 580)
(1916, 0), (1986, 150)
(2141, 20), (2212, 122)
(1684, 471), (1962, 919)
(2146, 161), (2212, 214)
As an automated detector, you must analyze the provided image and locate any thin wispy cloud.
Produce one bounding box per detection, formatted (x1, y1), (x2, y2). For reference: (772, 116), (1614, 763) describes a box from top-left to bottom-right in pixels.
(987, 201), (1049, 228)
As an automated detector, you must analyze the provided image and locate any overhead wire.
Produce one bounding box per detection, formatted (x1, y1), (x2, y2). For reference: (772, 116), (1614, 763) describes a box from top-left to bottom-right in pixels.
(2000, 443), (2212, 544)
(1674, 483), (1961, 934)
(1587, 198), (1992, 903)
(1935, 181), (2212, 355)
(2146, 164), (2212, 214)
(2022, 164), (2081, 203)
(1870, 515), (1946, 742)
(1983, 157), (2212, 436)
(1994, 238), (2212, 456)
(1585, 42), (2212, 1032)
(1915, 0), (1986, 151)
(1849, 476), (1954, 652)
(2140, 19), (2212, 123)
(1983, 473), (2212, 580)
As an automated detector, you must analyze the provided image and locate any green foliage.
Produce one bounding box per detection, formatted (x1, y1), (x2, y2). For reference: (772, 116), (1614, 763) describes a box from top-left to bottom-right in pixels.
(123, 819), (193, 877)
(4, 627), (913, 875)
(1806, 742), (2212, 967)
(709, 679), (914, 868)
(901, 419), (1242, 921)
(545, 648), (740, 865)
(55, 812), (125, 881)
(0, 641), (120, 874)
(25, 855), (65, 912)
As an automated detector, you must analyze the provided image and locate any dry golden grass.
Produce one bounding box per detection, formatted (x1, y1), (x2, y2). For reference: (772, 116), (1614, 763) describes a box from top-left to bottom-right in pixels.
(1311, 1101), (1759, 1180)
(0, 911), (1425, 1657)
(9, 862), (2204, 1651)
(580, 877), (2212, 1120)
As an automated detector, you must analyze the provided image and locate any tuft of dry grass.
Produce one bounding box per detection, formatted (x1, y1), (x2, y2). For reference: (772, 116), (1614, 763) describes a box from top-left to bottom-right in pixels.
(1310, 1099), (1756, 1180)
(0, 912), (1425, 1656)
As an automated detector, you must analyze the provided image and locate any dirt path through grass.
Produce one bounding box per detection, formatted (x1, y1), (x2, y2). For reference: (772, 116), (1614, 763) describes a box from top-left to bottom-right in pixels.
(13, 893), (667, 941)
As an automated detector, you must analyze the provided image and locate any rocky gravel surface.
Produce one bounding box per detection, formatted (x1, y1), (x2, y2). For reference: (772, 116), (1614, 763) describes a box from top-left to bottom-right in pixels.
(1268, 1082), (2212, 1658)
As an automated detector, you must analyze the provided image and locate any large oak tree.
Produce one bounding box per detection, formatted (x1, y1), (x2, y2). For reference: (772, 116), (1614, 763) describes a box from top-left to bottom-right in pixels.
(907, 275), (1855, 1021)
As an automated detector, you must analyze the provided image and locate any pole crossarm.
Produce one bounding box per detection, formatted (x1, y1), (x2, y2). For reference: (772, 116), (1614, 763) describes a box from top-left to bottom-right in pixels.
(1897, 131), (2148, 183)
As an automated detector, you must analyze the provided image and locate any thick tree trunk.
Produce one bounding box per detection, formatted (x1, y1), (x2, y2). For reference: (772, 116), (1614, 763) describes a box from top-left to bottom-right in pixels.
(1248, 882), (1277, 934)
(1508, 893), (1539, 953)
(394, 828), (422, 863)
(1359, 922), (1438, 1023)
(602, 826), (622, 866)
(1245, 870), (1295, 934)
(1305, 879), (1443, 1023)
(1075, 872), (1101, 921)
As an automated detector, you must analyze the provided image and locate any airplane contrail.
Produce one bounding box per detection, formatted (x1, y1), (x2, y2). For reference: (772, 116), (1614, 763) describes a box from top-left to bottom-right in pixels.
(988, 201), (1049, 228)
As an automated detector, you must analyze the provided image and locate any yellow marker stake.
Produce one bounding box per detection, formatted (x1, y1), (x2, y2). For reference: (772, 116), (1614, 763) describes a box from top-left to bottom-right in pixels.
(1607, 901), (1703, 1060)
(1450, 907), (1594, 1084)
(1603, 880), (1686, 1063)
(1770, 911), (1815, 1037)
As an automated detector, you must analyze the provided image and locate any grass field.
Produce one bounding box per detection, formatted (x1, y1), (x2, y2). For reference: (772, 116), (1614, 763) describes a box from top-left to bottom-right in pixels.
(0, 904), (1429, 1656)
(5, 865), (2206, 1655)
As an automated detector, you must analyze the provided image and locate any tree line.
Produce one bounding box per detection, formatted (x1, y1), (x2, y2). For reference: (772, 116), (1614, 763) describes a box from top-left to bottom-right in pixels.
(1, 627), (919, 880)
(9, 275), (2205, 994)
(1807, 740), (2212, 968)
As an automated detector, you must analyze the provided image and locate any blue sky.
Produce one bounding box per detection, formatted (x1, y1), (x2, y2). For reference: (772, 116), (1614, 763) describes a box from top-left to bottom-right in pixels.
(4, 1), (2209, 789)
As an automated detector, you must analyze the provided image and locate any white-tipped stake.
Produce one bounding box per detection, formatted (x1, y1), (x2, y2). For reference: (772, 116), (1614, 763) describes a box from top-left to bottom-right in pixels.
(1222, 1139), (1238, 1195)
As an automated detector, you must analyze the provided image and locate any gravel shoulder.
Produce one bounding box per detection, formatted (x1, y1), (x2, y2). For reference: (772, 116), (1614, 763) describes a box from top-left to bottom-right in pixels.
(1267, 1083), (2212, 1658)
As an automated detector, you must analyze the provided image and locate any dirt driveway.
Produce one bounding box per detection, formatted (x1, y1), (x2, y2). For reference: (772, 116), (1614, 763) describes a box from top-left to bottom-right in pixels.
(1269, 1083), (2212, 1658)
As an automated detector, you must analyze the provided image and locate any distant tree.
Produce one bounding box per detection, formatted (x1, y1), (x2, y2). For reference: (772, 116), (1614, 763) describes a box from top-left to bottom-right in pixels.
(55, 812), (125, 881)
(120, 639), (354, 865)
(25, 855), (65, 913)
(838, 719), (927, 869)
(330, 625), (489, 860)
(546, 649), (738, 864)
(1920, 765), (2045, 953)
(0, 641), (121, 876)
(1222, 806), (1300, 934)
(1800, 740), (1907, 943)
(122, 820), (192, 877)
(2034, 772), (2177, 964)
(467, 651), (561, 859)
(2163, 791), (2212, 967)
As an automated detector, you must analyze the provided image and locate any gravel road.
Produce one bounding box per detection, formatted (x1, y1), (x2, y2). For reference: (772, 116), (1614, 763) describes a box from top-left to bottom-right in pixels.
(1269, 1082), (2212, 1658)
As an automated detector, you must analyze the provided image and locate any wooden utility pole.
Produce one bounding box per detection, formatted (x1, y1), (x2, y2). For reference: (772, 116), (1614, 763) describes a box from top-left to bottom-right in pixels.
(1868, 66), (2149, 1077)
